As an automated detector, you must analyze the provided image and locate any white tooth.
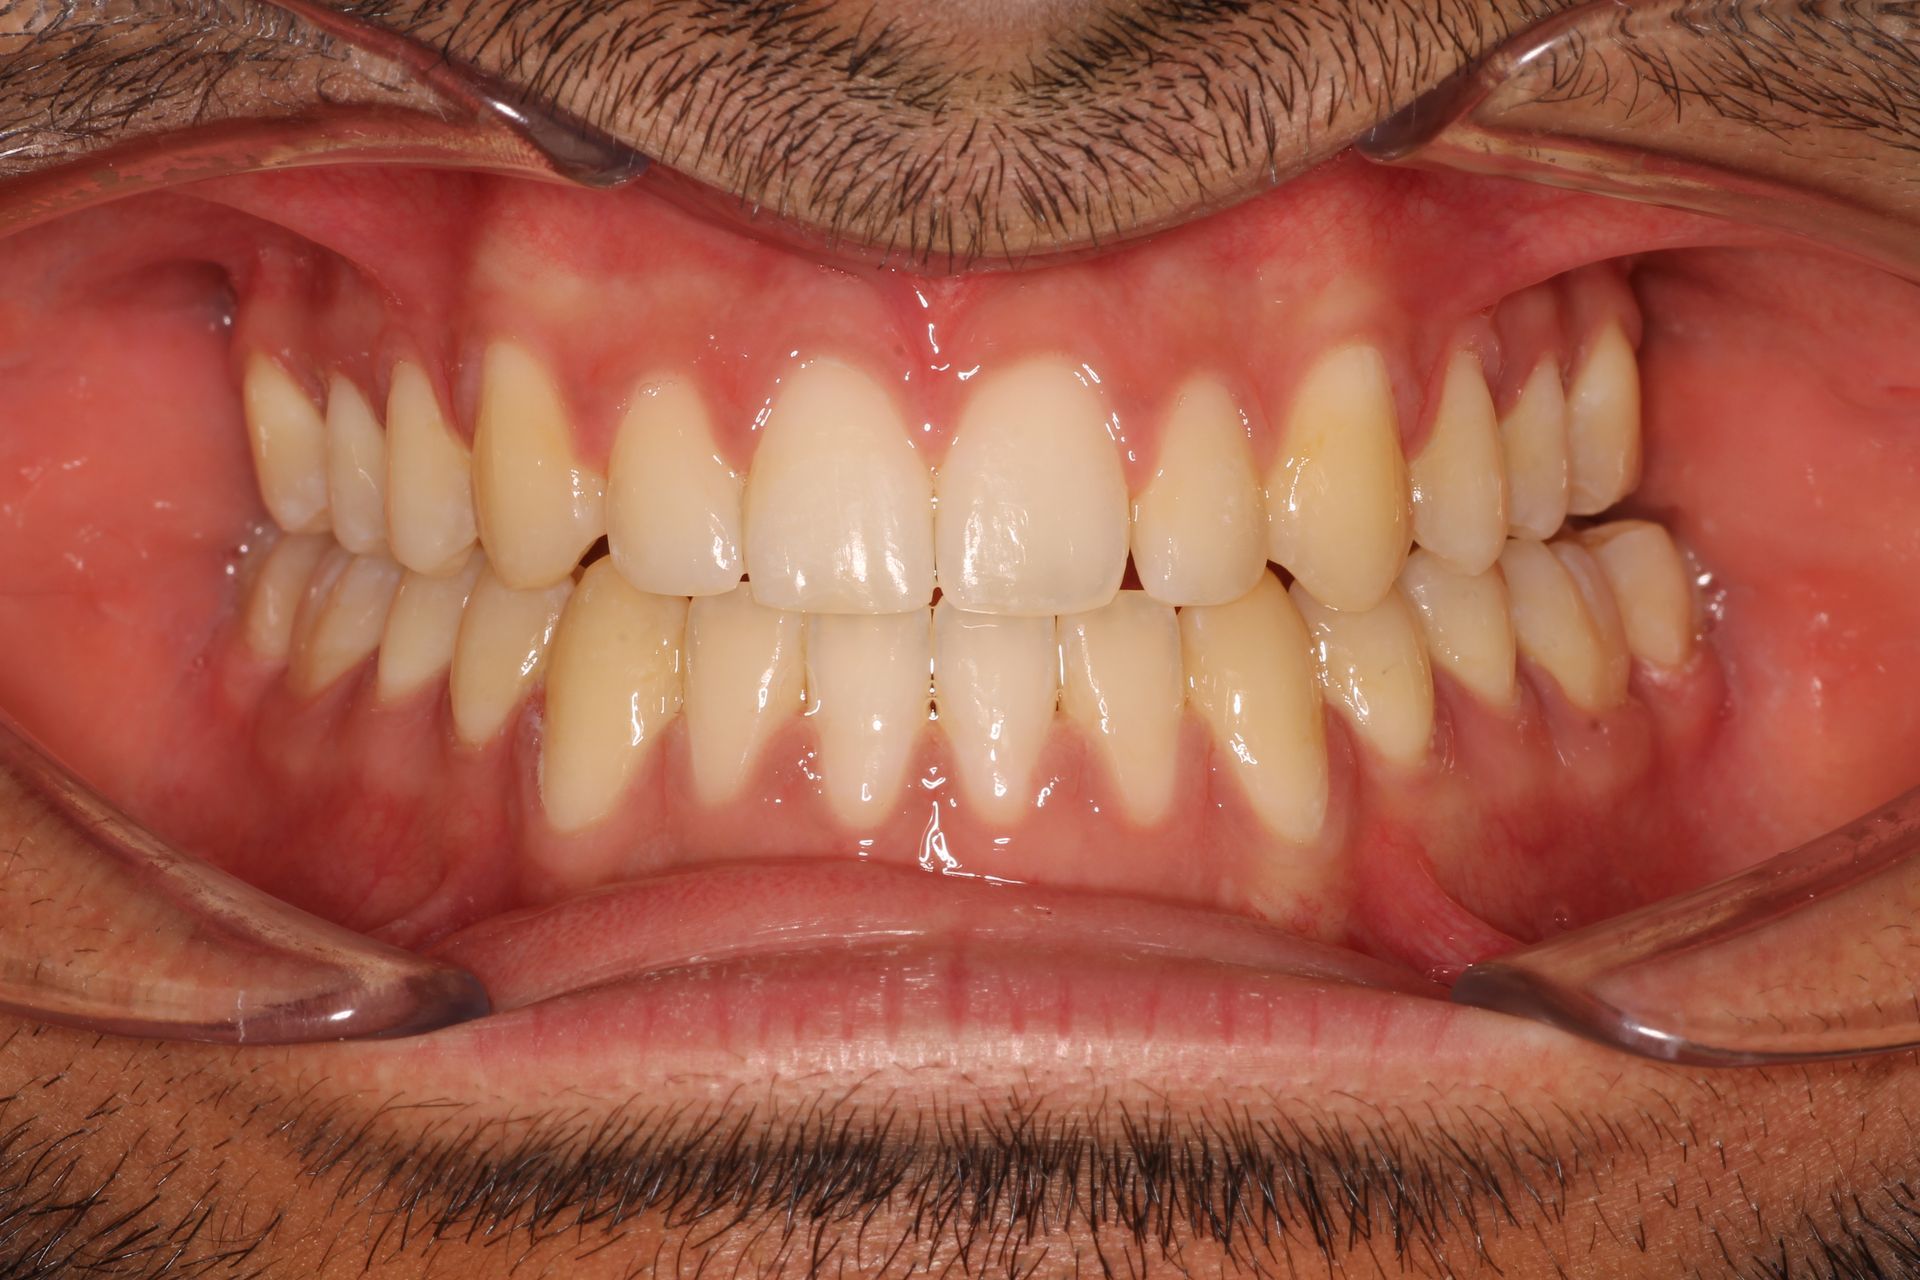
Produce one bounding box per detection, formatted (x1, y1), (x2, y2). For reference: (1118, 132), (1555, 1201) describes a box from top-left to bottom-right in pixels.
(684, 585), (806, 806)
(1058, 592), (1183, 826)
(1131, 377), (1267, 606)
(1292, 582), (1434, 768)
(1499, 539), (1627, 712)
(744, 359), (932, 613)
(377, 551), (484, 702)
(241, 354), (330, 533)
(241, 534), (330, 662)
(473, 341), (606, 589)
(288, 554), (404, 697)
(1397, 549), (1517, 708)
(607, 377), (744, 597)
(937, 358), (1128, 616)
(1500, 359), (1571, 540)
(1565, 323), (1642, 515)
(539, 560), (687, 833)
(1409, 350), (1507, 575)
(1179, 574), (1327, 844)
(324, 375), (388, 556)
(1552, 539), (1632, 702)
(1581, 520), (1696, 668)
(448, 565), (573, 746)
(805, 610), (931, 827)
(1266, 344), (1410, 612)
(933, 603), (1057, 821)
(385, 361), (478, 576)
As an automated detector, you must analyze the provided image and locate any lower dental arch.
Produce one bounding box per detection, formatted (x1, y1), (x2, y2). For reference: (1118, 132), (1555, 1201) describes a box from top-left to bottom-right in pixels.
(235, 272), (1701, 864)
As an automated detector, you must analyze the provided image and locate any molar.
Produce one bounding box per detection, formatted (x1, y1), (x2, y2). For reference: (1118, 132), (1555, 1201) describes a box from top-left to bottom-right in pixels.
(1409, 350), (1507, 575)
(1130, 378), (1267, 607)
(1499, 538), (1629, 712)
(1500, 359), (1572, 540)
(1397, 549), (1518, 708)
(241, 534), (330, 662)
(1580, 520), (1697, 669)
(933, 603), (1059, 822)
(288, 552), (404, 697)
(937, 358), (1129, 616)
(1058, 592), (1183, 826)
(473, 341), (606, 590)
(376, 551), (483, 702)
(448, 565), (573, 746)
(323, 374), (388, 556)
(1292, 582), (1436, 769)
(684, 585), (806, 807)
(608, 377), (744, 597)
(1565, 323), (1642, 515)
(805, 610), (932, 828)
(385, 361), (478, 577)
(241, 354), (330, 534)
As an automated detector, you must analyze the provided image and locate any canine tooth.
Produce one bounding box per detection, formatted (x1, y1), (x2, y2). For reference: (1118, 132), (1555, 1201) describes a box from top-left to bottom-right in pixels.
(745, 359), (932, 613)
(539, 560), (686, 833)
(685, 585), (806, 806)
(938, 358), (1128, 615)
(473, 341), (606, 589)
(608, 378), (744, 597)
(1292, 582), (1435, 768)
(386, 361), (477, 576)
(377, 551), (483, 702)
(1058, 592), (1182, 826)
(1410, 350), (1506, 575)
(1266, 344), (1410, 612)
(324, 375), (388, 556)
(1552, 539), (1632, 702)
(1500, 539), (1627, 712)
(805, 610), (931, 827)
(289, 553), (404, 697)
(241, 355), (330, 533)
(933, 603), (1057, 821)
(1581, 521), (1696, 668)
(1397, 549), (1517, 707)
(449, 565), (573, 746)
(1565, 323), (1642, 515)
(1500, 359), (1572, 540)
(242, 534), (330, 662)
(1131, 378), (1266, 607)
(1180, 574), (1327, 844)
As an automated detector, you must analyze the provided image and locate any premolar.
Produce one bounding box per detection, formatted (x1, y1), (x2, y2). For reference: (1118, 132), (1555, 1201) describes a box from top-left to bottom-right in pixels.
(448, 565), (573, 746)
(473, 341), (606, 590)
(242, 533), (329, 662)
(287, 551), (404, 697)
(1581, 521), (1697, 668)
(385, 361), (478, 577)
(323, 375), (388, 556)
(1397, 549), (1517, 708)
(377, 551), (483, 702)
(607, 377), (744, 597)
(1409, 350), (1506, 575)
(1293, 583), (1435, 769)
(1130, 378), (1266, 607)
(1499, 360), (1572, 541)
(1500, 538), (1628, 713)
(1565, 323), (1642, 516)
(241, 355), (330, 534)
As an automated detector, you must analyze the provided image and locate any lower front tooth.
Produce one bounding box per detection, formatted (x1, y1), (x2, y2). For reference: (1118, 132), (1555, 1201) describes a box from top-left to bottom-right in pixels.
(805, 610), (931, 828)
(539, 560), (687, 833)
(1580, 520), (1696, 668)
(324, 375), (388, 556)
(1409, 350), (1506, 575)
(933, 603), (1058, 821)
(242, 534), (330, 662)
(684, 585), (806, 807)
(1292, 583), (1435, 769)
(377, 551), (483, 702)
(449, 565), (573, 746)
(1499, 538), (1628, 713)
(1397, 549), (1517, 708)
(242, 355), (330, 534)
(289, 553), (404, 698)
(1179, 574), (1328, 845)
(1059, 592), (1183, 826)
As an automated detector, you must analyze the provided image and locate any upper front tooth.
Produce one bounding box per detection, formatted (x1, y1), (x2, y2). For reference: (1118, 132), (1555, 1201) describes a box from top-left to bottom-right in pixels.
(449, 564), (573, 746)
(385, 361), (478, 576)
(1580, 520), (1696, 668)
(376, 550), (483, 702)
(608, 377), (744, 597)
(937, 358), (1128, 616)
(1397, 548), (1517, 708)
(1565, 322), (1642, 515)
(242, 355), (330, 534)
(1410, 350), (1507, 575)
(241, 534), (330, 662)
(324, 375), (388, 556)
(539, 559), (687, 833)
(744, 359), (932, 613)
(1058, 592), (1184, 827)
(1266, 344), (1410, 613)
(933, 603), (1058, 821)
(288, 552), (404, 698)
(1131, 377), (1267, 606)
(1499, 538), (1629, 712)
(684, 585), (806, 807)
(805, 610), (931, 827)
(473, 341), (606, 589)
(1292, 582), (1435, 768)
(1500, 359), (1572, 540)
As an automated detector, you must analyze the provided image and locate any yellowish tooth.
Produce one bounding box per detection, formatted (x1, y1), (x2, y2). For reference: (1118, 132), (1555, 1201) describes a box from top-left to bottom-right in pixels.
(376, 551), (483, 702)
(744, 359), (932, 613)
(607, 377), (744, 597)
(933, 603), (1058, 821)
(1565, 323), (1642, 515)
(473, 341), (606, 589)
(539, 560), (686, 833)
(288, 553), (404, 698)
(1499, 539), (1628, 712)
(241, 354), (330, 533)
(1266, 344), (1410, 612)
(324, 375), (388, 556)
(287, 546), (350, 667)
(1131, 378), (1266, 607)
(1058, 592), (1183, 826)
(241, 534), (330, 662)
(1409, 350), (1507, 575)
(1552, 539), (1632, 701)
(448, 565), (573, 746)
(1179, 574), (1327, 844)
(385, 361), (477, 576)
(1581, 520), (1696, 668)
(1292, 582), (1434, 768)
(1500, 359), (1571, 540)
(805, 610), (931, 827)
(684, 585), (806, 807)
(937, 358), (1129, 615)
(1397, 549), (1517, 708)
